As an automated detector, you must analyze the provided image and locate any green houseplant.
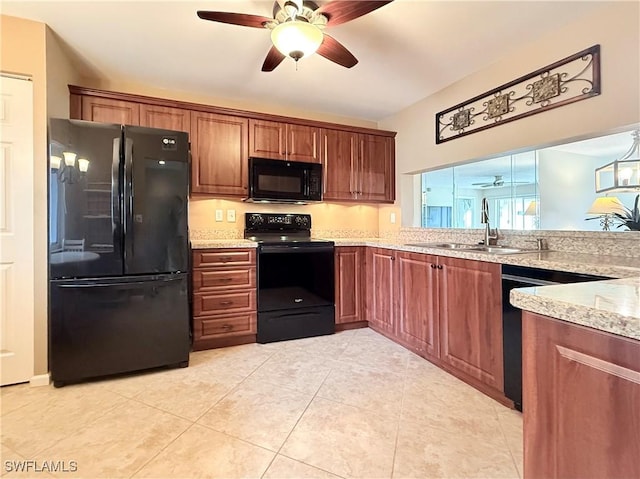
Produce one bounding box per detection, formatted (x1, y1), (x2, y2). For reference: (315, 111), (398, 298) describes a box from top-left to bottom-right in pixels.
(613, 194), (640, 231)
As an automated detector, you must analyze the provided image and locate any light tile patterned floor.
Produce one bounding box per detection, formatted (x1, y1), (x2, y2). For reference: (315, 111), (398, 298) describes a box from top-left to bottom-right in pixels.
(0, 328), (523, 478)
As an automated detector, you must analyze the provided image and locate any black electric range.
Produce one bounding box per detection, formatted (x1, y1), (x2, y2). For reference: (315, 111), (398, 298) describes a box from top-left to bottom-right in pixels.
(244, 213), (335, 343)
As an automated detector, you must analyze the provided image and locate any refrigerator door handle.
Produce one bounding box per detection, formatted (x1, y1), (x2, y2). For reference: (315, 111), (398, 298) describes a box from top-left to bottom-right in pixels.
(112, 137), (121, 252)
(123, 137), (134, 263)
(58, 277), (184, 288)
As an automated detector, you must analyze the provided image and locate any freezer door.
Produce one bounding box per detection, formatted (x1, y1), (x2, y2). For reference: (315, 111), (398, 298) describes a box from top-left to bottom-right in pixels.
(49, 274), (190, 384)
(123, 126), (189, 275)
(48, 119), (123, 279)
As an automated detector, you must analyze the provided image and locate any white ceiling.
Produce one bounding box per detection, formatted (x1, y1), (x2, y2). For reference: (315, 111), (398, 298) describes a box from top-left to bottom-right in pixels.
(1, 0), (608, 121)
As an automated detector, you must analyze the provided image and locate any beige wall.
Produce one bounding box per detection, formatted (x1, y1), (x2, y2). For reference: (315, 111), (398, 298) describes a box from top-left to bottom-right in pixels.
(379, 2), (640, 226)
(1, 15), (48, 376)
(46, 27), (82, 119)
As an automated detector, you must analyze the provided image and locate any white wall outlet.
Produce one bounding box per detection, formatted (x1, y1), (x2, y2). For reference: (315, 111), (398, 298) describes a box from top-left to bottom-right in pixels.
(226, 209), (236, 223)
(390, 212), (396, 224)
(215, 209), (223, 222)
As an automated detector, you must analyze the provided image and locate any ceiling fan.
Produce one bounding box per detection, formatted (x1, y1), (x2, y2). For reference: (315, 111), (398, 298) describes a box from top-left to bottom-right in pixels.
(197, 1), (393, 72)
(472, 175), (530, 188)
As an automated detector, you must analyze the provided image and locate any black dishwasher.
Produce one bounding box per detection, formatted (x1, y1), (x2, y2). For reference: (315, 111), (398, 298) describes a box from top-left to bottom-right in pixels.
(501, 265), (609, 411)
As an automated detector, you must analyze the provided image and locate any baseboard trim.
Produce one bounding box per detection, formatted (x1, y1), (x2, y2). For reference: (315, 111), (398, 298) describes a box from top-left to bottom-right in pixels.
(30, 373), (50, 387)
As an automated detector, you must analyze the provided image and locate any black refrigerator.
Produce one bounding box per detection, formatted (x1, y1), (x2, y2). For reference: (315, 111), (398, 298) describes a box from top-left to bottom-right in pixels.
(48, 119), (190, 387)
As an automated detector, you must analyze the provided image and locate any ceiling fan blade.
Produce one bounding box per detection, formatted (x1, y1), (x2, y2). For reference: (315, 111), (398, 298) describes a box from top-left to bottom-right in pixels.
(317, 34), (358, 68)
(316, 1), (394, 27)
(197, 11), (272, 28)
(262, 46), (286, 72)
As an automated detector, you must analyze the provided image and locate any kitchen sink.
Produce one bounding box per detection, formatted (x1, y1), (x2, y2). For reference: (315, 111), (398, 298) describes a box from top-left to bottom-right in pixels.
(405, 242), (478, 249)
(471, 245), (528, 254)
(405, 242), (534, 254)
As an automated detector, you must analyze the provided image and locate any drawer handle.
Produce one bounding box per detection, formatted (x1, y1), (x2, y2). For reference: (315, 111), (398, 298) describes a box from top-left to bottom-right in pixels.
(222, 324), (233, 330)
(220, 301), (233, 306)
(218, 278), (233, 282)
(219, 257), (233, 262)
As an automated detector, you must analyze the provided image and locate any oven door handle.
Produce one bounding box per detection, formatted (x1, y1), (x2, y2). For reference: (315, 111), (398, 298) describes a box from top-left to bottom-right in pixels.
(259, 245), (334, 254)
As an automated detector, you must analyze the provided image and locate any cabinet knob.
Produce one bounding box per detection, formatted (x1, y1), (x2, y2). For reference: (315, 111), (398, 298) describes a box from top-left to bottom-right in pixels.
(437, 265), (443, 270)
(430, 264), (436, 269)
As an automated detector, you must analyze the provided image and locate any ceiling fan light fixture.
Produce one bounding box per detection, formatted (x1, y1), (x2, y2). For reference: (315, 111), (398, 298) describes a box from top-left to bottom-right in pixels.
(271, 20), (323, 61)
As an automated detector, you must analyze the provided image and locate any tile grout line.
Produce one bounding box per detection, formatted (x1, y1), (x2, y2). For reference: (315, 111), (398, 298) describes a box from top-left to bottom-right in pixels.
(496, 411), (524, 479)
(126, 421), (197, 479)
(259, 348), (343, 479)
(389, 353), (411, 479)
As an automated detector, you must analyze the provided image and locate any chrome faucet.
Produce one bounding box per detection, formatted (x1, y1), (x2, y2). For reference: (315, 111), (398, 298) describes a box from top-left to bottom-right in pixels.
(480, 198), (498, 245)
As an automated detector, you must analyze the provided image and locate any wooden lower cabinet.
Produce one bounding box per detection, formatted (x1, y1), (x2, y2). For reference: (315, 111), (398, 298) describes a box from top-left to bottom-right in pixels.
(191, 248), (257, 350)
(523, 312), (640, 479)
(364, 247), (504, 397)
(396, 251), (439, 359)
(438, 257), (503, 392)
(365, 248), (396, 334)
(334, 247), (365, 326)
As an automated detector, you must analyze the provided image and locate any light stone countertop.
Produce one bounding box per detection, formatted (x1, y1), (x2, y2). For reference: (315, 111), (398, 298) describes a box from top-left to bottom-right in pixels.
(191, 239), (257, 249)
(510, 278), (640, 340)
(191, 237), (640, 278)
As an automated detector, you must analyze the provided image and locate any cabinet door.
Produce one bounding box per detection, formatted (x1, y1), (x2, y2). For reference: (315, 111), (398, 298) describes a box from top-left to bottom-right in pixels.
(438, 257), (503, 391)
(81, 97), (140, 125)
(334, 247), (364, 324)
(248, 119), (286, 160)
(396, 251), (439, 358)
(523, 312), (640, 479)
(358, 134), (394, 202)
(321, 129), (357, 201)
(287, 124), (320, 163)
(191, 112), (248, 196)
(366, 248), (395, 333)
(139, 104), (190, 132)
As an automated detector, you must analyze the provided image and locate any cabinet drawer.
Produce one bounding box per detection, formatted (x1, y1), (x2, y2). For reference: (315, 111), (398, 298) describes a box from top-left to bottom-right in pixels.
(193, 290), (256, 315)
(193, 267), (255, 292)
(193, 249), (255, 267)
(196, 312), (257, 339)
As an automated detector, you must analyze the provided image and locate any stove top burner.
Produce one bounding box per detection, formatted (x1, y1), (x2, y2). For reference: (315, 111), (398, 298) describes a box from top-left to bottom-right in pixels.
(244, 213), (333, 248)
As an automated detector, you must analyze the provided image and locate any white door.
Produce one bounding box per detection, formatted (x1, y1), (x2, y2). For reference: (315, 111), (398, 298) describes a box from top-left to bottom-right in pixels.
(0, 75), (35, 386)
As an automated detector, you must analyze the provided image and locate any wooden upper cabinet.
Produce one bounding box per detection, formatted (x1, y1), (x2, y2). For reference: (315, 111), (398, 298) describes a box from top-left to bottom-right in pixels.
(395, 251), (439, 359)
(249, 119), (320, 163)
(321, 129), (358, 201)
(139, 104), (190, 132)
(286, 123), (320, 163)
(191, 111), (248, 196)
(438, 256), (503, 392)
(358, 134), (394, 202)
(81, 97), (140, 125)
(321, 130), (394, 203)
(249, 119), (286, 160)
(334, 247), (365, 324)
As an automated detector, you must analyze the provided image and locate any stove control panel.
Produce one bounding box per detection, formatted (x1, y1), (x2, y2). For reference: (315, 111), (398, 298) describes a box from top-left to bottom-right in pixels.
(245, 213), (311, 232)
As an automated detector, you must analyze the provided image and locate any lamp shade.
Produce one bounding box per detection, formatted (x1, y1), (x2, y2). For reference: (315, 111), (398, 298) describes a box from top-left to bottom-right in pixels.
(50, 155), (62, 170)
(586, 196), (626, 215)
(77, 158), (89, 173)
(524, 200), (538, 216)
(62, 151), (77, 166)
(271, 21), (323, 60)
(595, 130), (640, 192)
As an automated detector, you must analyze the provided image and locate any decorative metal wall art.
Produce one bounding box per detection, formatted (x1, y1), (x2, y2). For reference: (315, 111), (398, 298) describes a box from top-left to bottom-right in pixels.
(436, 45), (601, 144)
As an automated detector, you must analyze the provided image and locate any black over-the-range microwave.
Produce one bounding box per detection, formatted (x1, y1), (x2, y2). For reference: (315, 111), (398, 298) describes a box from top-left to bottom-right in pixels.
(246, 157), (322, 203)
